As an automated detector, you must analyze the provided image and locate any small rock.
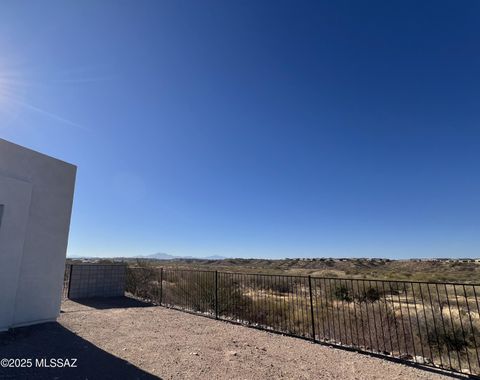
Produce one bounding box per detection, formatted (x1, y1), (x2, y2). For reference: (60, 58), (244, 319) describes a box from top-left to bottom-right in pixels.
(414, 356), (427, 364)
(228, 351), (238, 356)
(190, 352), (199, 356)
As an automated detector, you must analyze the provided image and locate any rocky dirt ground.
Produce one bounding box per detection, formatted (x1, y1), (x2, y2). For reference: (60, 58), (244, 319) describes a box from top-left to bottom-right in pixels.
(0, 297), (458, 379)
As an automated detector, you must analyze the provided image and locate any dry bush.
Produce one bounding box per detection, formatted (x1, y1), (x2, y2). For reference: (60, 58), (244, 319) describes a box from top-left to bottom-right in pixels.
(126, 263), (161, 302)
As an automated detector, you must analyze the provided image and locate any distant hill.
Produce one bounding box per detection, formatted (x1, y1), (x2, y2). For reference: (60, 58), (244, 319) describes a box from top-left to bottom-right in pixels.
(146, 252), (178, 260)
(204, 255), (226, 260)
(131, 257), (480, 283)
(146, 252), (226, 260)
(66, 252), (227, 261)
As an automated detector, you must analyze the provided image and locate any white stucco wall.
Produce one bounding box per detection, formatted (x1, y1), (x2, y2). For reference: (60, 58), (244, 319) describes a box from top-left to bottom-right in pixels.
(0, 139), (76, 331)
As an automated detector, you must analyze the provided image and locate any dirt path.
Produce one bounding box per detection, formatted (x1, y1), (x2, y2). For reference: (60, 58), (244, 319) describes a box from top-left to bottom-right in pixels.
(0, 298), (456, 379)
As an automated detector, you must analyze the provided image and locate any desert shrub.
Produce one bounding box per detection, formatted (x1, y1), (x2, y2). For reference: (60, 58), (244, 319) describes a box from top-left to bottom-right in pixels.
(162, 271), (215, 312)
(426, 315), (478, 352)
(261, 277), (295, 294)
(162, 271), (248, 316)
(356, 287), (381, 303)
(322, 271), (339, 277)
(334, 285), (353, 302)
(384, 283), (402, 295)
(237, 297), (312, 337)
(365, 287), (381, 302)
(313, 295), (415, 355)
(126, 264), (161, 301)
(325, 260), (334, 267)
(432, 324), (471, 352)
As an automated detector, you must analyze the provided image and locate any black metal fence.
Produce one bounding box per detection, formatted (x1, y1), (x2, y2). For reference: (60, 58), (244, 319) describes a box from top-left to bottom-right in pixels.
(126, 267), (480, 377)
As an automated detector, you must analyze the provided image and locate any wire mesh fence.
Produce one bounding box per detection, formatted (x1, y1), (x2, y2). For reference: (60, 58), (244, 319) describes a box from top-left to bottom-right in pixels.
(63, 264), (72, 299)
(126, 267), (480, 376)
(63, 264), (126, 299)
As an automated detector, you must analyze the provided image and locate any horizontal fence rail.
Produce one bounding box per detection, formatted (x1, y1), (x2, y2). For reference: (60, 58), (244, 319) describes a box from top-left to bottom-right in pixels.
(126, 267), (480, 377)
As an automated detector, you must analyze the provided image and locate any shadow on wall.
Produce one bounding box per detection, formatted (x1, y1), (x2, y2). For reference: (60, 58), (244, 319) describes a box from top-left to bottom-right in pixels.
(0, 322), (160, 379)
(66, 296), (154, 310)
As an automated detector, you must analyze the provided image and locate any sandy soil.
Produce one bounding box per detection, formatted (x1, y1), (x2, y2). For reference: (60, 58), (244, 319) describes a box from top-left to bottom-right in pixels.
(0, 297), (457, 380)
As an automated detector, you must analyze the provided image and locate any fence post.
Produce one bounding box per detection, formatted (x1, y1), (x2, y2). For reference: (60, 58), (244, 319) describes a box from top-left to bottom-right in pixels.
(159, 268), (164, 305)
(67, 264), (74, 299)
(215, 271), (218, 319)
(308, 275), (316, 342)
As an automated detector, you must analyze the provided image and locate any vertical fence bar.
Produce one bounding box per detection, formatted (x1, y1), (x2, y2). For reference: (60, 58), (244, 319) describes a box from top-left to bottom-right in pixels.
(215, 270), (218, 320)
(453, 284), (472, 374)
(463, 285), (480, 371)
(67, 264), (74, 299)
(403, 282), (417, 361)
(472, 285), (480, 372)
(308, 275), (316, 342)
(159, 268), (163, 305)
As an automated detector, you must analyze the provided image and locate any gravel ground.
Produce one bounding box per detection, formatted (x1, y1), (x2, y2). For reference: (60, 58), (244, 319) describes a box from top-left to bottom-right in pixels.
(0, 297), (457, 380)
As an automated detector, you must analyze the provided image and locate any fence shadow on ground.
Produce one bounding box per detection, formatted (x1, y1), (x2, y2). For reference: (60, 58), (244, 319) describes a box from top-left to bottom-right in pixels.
(68, 296), (154, 310)
(0, 322), (160, 379)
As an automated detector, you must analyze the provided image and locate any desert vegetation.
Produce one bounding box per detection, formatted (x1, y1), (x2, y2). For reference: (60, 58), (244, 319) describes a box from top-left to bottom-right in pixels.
(112, 257), (480, 283)
(126, 262), (480, 376)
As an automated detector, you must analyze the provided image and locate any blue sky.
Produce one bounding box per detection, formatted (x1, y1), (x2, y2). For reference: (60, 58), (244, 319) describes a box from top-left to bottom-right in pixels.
(1, 1), (479, 259)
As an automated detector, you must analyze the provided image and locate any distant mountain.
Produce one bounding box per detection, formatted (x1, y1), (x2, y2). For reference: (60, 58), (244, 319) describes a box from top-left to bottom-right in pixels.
(146, 252), (178, 260)
(204, 255), (226, 260)
(146, 252), (226, 260)
(67, 252), (226, 261)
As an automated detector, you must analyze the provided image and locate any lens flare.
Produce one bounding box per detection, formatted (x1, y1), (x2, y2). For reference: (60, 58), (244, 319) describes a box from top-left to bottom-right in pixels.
(0, 59), (89, 130)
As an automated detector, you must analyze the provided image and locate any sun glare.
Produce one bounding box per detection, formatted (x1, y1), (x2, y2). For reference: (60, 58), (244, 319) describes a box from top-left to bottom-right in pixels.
(0, 59), (26, 114)
(0, 69), (21, 122)
(0, 61), (86, 130)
